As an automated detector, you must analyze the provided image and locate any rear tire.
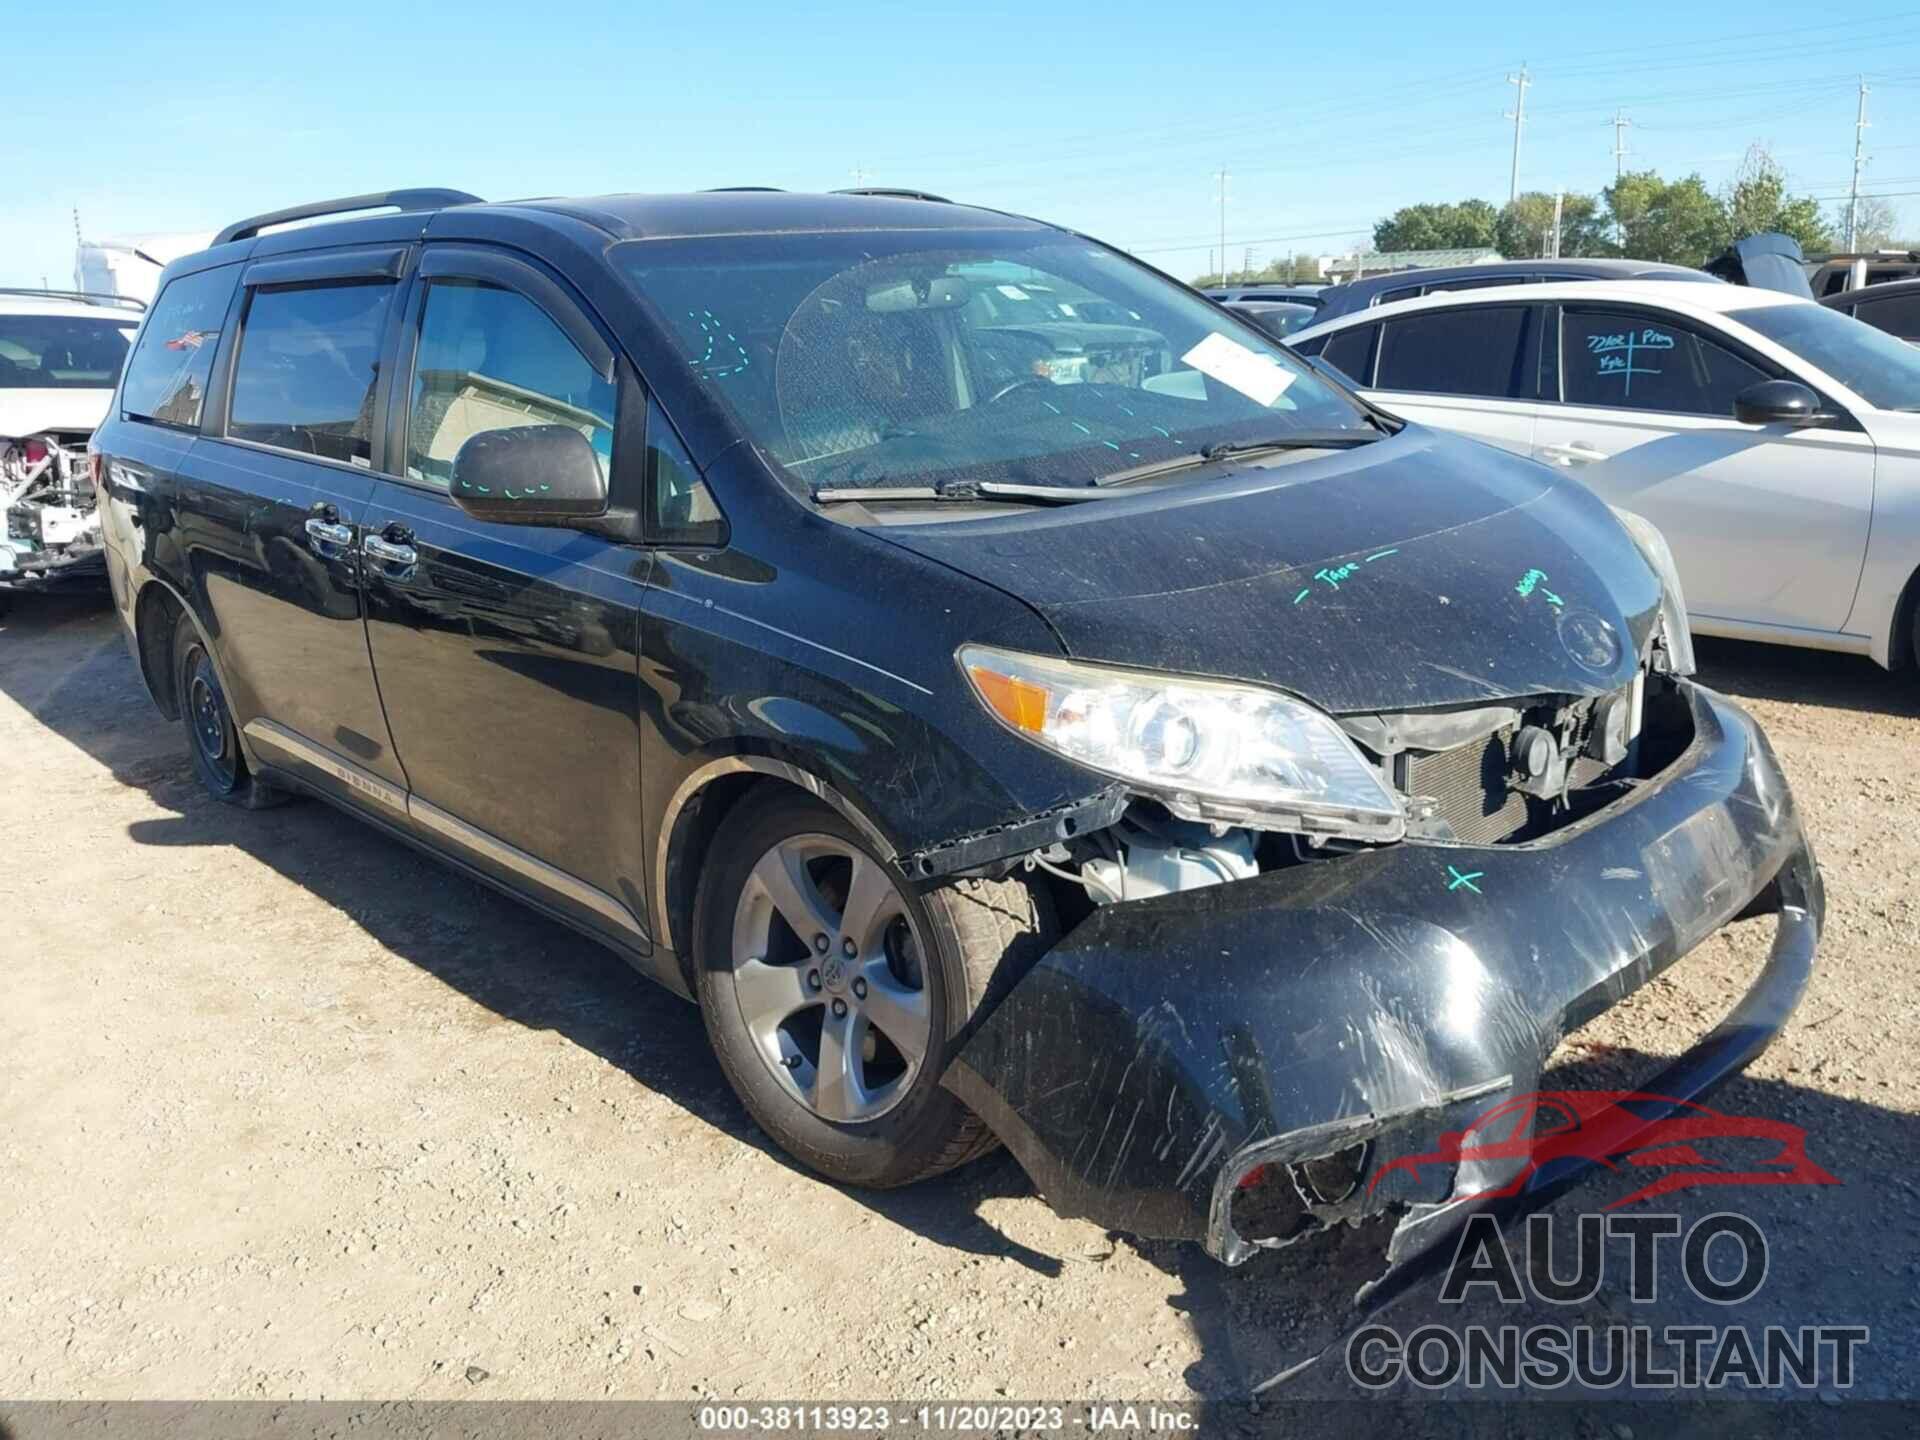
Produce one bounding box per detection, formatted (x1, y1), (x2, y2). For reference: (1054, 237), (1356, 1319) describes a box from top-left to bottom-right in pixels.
(172, 614), (288, 810)
(692, 788), (1053, 1188)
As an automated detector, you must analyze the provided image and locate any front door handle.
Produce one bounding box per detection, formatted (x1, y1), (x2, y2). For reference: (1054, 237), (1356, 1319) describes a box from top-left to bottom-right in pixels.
(363, 533), (418, 566)
(1540, 441), (1607, 466)
(305, 517), (354, 548)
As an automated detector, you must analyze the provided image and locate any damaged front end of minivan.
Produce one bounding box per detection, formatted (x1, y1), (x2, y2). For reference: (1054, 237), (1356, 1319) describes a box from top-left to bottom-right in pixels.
(931, 568), (1819, 1294)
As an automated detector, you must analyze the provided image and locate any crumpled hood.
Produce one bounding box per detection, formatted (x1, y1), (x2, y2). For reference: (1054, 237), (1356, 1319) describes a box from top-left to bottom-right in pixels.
(0, 388), (112, 438)
(878, 427), (1663, 713)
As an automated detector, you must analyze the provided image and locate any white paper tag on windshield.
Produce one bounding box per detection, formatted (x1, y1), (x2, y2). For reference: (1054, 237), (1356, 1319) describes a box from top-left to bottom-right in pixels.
(1181, 331), (1296, 407)
(996, 284), (1030, 300)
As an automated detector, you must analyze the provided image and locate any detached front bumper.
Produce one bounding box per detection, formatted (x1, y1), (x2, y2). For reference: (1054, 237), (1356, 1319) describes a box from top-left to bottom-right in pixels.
(0, 545), (106, 592)
(943, 681), (1821, 1272)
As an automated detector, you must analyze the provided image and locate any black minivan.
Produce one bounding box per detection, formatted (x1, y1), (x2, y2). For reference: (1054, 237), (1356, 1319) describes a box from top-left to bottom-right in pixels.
(93, 187), (1820, 1275)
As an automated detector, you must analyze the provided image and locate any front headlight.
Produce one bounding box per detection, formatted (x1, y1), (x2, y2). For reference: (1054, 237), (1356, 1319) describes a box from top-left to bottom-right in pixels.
(1609, 506), (1696, 676)
(958, 645), (1405, 843)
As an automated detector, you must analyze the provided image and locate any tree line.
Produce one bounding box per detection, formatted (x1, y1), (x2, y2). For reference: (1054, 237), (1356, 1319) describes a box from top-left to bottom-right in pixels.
(1191, 146), (1903, 287)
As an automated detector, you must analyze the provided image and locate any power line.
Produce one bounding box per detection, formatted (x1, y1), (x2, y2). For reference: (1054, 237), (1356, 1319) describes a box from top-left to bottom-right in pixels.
(1129, 221), (1377, 257)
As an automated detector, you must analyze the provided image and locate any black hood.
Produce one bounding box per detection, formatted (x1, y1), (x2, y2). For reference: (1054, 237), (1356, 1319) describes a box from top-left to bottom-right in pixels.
(876, 428), (1663, 713)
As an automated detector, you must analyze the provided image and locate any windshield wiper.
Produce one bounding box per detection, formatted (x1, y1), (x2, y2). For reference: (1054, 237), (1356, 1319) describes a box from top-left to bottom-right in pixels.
(812, 481), (1115, 507)
(1093, 429), (1383, 487)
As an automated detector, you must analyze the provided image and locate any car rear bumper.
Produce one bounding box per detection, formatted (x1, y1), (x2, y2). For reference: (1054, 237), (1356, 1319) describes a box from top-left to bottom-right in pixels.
(942, 680), (1821, 1275)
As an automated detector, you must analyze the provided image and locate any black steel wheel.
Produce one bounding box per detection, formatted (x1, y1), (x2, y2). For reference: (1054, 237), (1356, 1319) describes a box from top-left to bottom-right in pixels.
(171, 612), (287, 809)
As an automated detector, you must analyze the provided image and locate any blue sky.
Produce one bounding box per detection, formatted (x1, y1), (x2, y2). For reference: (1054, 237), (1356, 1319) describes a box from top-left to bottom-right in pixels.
(8, 1), (1920, 287)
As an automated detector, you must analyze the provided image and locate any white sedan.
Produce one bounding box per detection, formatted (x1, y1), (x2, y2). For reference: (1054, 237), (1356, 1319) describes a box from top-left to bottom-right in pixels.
(1287, 279), (1920, 668)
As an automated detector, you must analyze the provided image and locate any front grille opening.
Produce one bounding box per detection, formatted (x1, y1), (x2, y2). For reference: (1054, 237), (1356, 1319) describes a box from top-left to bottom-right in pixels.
(1396, 672), (1695, 845)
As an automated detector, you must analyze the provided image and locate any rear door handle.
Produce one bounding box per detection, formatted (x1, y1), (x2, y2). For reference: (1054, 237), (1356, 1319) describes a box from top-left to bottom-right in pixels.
(304, 517), (354, 548)
(363, 533), (418, 566)
(1540, 441), (1607, 466)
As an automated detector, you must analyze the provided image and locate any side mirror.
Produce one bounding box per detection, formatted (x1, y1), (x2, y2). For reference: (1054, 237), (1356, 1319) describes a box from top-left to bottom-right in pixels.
(449, 425), (608, 523)
(1733, 379), (1821, 427)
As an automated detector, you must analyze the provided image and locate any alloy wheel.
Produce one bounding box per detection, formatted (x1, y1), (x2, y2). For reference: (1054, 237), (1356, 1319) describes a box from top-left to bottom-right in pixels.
(727, 834), (931, 1123)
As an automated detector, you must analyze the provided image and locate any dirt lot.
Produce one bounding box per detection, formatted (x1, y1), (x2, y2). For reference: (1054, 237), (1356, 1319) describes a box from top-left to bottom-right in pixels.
(3, 589), (1917, 1405)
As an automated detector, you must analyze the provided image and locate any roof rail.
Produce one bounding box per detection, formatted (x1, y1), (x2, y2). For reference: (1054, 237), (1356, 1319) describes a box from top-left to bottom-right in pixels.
(834, 187), (953, 204)
(213, 189), (484, 247)
(0, 287), (147, 313)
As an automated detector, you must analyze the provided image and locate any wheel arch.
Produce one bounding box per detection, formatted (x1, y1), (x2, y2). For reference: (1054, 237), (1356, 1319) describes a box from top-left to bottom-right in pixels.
(133, 578), (189, 719)
(132, 577), (258, 766)
(1888, 560), (1920, 671)
(655, 749), (902, 989)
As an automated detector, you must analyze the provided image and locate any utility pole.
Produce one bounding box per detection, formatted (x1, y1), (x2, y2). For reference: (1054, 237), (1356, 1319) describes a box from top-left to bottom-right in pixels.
(850, 165), (872, 187)
(1608, 110), (1633, 181)
(1846, 77), (1872, 251)
(1505, 65), (1530, 206)
(1242, 246), (1253, 283)
(1214, 167), (1230, 284)
(1608, 109), (1633, 249)
(1550, 189), (1564, 259)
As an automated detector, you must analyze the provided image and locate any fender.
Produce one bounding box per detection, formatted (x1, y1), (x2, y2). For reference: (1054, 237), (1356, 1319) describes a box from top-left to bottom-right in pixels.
(130, 573), (273, 776)
(652, 749), (900, 957)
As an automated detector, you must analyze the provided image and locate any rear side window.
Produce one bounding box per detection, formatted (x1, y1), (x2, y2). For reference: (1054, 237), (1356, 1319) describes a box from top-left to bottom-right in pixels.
(404, 279), (615, 491)
(1559, 308), (1767, 416)
(229, 281), (397, 465)
(120, 266), (236, 428)
(1853, 292), (1920, 341)
(1375, 305), (1530, 398)
(1317, 323), (1378, 385)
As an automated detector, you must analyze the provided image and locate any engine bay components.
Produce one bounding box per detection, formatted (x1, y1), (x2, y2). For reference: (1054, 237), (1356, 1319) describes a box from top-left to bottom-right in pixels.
(1078, 815), (1259, 906)
(1, 432), (102, 587)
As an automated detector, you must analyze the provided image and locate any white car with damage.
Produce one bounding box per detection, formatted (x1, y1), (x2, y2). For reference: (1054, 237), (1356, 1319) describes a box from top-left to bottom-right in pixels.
(1, 289), (145, 608)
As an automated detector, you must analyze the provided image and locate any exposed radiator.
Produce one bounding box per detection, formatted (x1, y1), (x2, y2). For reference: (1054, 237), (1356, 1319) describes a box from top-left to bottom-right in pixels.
(1405, 730), (1531, 845)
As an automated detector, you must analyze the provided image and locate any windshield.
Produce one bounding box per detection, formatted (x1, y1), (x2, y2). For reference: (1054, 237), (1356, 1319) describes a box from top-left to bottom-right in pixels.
(1236, 303), (1317, 339)
(615, 230), (1368, 493)
(0, 313), (137, 390)
(1727, 301), (1920, 411)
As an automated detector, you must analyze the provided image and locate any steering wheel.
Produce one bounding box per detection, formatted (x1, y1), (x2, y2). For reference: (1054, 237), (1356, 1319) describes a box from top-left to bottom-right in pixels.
(986, 377), (1057, 405)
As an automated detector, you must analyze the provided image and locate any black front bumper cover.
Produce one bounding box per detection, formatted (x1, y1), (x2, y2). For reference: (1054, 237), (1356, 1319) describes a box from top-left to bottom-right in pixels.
(942, 681), (1821, 1274)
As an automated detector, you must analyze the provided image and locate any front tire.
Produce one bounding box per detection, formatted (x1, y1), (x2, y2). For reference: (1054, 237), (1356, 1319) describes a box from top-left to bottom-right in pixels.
(693, 789), (1053, 1188)
(172, 614), (287, 810)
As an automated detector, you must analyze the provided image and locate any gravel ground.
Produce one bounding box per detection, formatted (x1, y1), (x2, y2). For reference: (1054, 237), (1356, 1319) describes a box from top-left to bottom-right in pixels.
(2, 589), (1916, 1406)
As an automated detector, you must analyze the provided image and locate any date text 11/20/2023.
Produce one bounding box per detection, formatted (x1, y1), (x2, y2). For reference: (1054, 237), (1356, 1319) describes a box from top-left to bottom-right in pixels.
(695, 1403), (1201, 1432)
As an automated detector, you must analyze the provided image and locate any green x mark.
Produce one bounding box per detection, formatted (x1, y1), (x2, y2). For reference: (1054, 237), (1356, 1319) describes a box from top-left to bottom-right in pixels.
(1446, 866), (1485, 894)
